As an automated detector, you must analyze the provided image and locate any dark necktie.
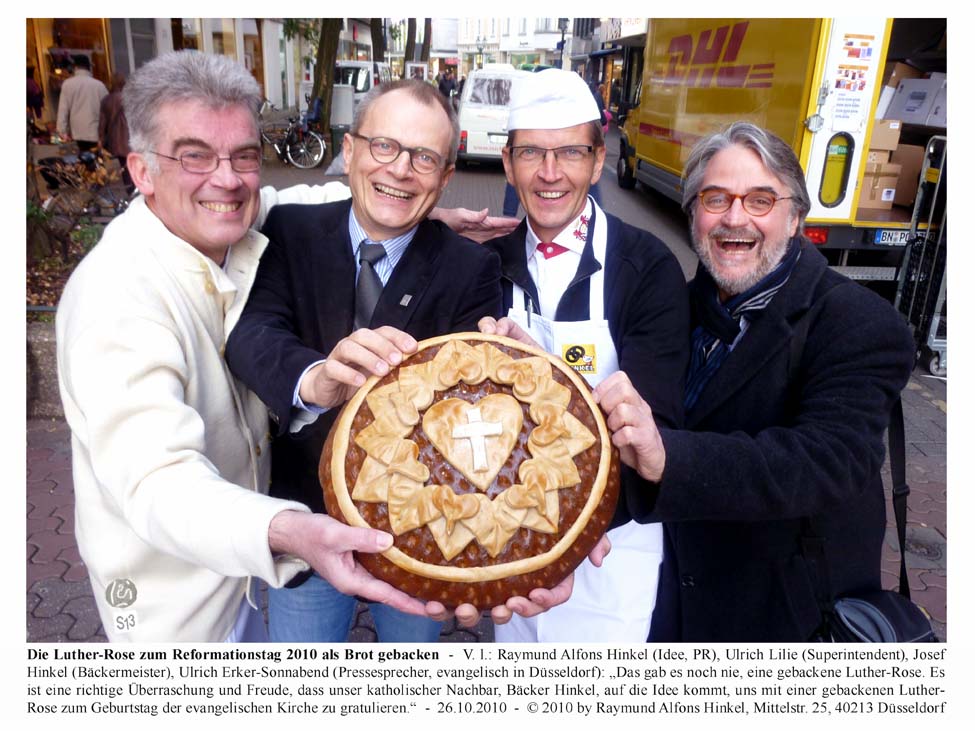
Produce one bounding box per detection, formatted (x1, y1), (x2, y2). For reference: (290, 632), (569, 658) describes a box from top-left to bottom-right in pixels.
(354, 242), (386, 330)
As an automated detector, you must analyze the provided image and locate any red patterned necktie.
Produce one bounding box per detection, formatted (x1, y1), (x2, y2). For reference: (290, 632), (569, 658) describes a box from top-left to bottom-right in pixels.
(536, 242), (569, 259)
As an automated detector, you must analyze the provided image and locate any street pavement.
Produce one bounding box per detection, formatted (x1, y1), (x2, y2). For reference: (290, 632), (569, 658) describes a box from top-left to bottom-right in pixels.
(27, 130), (947, 643)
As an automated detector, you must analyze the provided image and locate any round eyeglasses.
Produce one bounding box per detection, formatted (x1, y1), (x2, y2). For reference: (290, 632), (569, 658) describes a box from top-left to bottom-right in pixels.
(508, 144), (594, 165)
(697, 188), (794, 217)
(151, 149), (262, 174)
(350, 134), (446, 174)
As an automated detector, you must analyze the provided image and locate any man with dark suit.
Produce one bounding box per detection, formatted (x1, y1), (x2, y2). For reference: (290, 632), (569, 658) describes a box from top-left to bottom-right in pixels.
(594, 122), (915, 641)
(226, 79), (569, 642)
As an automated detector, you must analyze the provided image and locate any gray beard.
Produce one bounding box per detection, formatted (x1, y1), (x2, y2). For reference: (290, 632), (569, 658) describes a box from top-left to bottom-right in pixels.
(692, 225), (790, 297)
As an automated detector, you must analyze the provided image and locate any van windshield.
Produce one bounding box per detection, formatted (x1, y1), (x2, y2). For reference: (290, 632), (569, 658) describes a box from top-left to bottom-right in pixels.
(468, 77), (513, 106)
(334, 67), (370, 93)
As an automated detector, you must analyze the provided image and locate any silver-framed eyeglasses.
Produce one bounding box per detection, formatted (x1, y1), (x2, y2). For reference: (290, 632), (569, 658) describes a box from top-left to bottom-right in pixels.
(508, 144), (594, 165)
(350, 134), (446, 174)
(151, 149), (263, 174)
(698, 188), (794, 217)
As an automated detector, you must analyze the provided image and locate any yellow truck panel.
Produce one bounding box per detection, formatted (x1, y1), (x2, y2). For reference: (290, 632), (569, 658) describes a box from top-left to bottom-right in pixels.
(635, 19), (821, 183)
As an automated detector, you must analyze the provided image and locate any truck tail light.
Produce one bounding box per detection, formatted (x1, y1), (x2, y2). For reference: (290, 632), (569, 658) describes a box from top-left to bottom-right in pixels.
(459, 131), (467, 154)
(805, 226), (829, 245)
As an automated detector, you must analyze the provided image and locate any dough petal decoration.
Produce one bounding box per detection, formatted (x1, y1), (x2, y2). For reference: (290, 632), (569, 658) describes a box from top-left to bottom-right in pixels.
(388, 479), (443, 535)
(519, 489), (561, 534)
(352, 342), (596, 559)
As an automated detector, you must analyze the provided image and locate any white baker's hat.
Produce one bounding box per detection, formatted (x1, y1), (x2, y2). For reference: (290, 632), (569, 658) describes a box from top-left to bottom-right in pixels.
(506, 68), (600, 131)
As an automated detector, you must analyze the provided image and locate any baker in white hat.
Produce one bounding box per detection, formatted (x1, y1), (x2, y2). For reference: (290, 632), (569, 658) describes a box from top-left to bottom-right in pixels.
(479, 68), (690, 642)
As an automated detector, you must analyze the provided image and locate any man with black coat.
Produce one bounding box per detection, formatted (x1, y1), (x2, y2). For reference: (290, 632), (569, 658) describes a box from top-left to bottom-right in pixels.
(594, 122), (915, 641)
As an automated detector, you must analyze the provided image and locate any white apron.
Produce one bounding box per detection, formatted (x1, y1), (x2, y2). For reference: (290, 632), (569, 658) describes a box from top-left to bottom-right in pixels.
(495, 200), (663, 642)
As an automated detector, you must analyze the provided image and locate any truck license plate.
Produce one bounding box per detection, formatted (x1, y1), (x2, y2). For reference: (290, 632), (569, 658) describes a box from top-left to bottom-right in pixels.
(874, 229), (911, 246)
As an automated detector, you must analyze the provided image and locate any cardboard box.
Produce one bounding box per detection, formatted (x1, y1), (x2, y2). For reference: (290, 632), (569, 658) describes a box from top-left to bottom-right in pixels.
(860, 162), (902, 210)
(883, 61), (923, 88)
(875, 86), (895, 119)
(869, 119), (902, 151)
(886, 78), (944, 125)
(926, 85), (946, 127)
(867, 149), (891, 164)
(891, 144), (926, 207)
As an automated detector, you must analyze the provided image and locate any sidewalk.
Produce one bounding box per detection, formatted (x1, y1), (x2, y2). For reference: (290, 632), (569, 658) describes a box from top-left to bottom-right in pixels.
(26, 371), (946, 642)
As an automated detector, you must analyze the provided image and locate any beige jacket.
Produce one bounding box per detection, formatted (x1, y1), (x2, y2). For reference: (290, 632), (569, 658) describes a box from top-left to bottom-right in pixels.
(56, 69), (108, 142)
(55, 183), (350, 641)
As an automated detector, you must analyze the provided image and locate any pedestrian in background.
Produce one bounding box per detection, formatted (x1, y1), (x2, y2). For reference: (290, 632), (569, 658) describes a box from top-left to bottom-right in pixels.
(56, 55), (107, 151)
(27, 66), (44, 120)
(98, 72), (133, 195)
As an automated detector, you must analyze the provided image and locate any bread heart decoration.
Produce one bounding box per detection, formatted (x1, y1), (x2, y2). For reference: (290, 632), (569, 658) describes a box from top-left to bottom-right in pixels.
(422, 395), (523, 492)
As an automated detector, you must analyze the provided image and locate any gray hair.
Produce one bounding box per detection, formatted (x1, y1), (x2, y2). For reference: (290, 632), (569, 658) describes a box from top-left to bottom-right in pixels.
(123, 51), (262, 167)
(681, 122), (810, 229)
(352, 79), (460, 166)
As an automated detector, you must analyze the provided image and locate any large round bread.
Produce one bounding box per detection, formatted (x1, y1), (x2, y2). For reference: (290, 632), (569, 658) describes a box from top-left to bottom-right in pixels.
(320, 332), (619, 609)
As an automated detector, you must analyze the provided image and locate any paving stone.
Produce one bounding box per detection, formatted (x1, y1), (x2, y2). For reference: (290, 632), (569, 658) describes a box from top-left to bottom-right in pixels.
(25, 489), (66, 518)
(27, 612), (75, 642)
(26, 559), (70, 590)
(27, 530), (77, 563)
(26, 515), (63, 536)
(348, 626), (378, 642)
(63, 559), (90, 583)
(914, 582), (946, 624)
(918, 571), (947, 590)
(64, 594), (106, 641)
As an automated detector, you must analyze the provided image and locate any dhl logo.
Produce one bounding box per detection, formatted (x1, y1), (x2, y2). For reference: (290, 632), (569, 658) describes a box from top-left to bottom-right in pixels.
(656, 21), (774, 89)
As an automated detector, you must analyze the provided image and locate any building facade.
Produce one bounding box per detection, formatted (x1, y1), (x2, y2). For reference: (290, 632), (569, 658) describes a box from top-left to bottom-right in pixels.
(26, 17), (380, 122)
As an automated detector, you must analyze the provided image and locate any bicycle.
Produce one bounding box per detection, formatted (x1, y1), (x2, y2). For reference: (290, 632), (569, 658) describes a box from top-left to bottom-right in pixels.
(259, 100), (326, 169)
(34, 150), (130, 259)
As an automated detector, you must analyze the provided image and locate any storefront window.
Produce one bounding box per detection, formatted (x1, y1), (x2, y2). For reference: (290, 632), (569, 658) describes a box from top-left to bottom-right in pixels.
(45, 18), (110, 85)
(205, 18), (236, 59)
(109, 19), (156, 74)
(242, 19), (265, 96)
(171, 19), (201, 51)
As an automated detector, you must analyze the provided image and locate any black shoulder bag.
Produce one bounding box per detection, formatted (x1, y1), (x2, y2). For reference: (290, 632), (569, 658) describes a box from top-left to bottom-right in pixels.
(790, 285), (938, 643)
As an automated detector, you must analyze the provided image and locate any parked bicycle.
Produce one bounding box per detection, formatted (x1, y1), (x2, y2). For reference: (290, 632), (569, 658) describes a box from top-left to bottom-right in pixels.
(34, 150), (130, 259)
(259, 100), (326, 169)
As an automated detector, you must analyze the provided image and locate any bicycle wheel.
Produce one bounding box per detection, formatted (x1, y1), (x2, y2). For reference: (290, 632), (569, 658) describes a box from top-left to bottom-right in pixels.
(286, 130), (325, 169)
(43, 188), (93, 258)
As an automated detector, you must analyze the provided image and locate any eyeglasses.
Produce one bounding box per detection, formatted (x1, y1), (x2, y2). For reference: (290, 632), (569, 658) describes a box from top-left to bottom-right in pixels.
(697, 188), (794, 217)
(508, 145), (594, 165)
(350, 134), (446, 174)
(151, 149), (262, 174)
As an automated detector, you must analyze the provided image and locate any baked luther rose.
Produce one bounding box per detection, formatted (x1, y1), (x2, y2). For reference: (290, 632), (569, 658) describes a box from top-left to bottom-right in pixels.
(320, 332), (619, 608)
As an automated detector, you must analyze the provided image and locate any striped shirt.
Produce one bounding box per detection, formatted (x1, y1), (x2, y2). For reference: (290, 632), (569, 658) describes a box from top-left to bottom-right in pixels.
(347, 210), (418, 286)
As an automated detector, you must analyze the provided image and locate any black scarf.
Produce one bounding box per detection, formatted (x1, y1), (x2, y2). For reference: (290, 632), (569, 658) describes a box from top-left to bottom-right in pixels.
(684, 237), (803, 411)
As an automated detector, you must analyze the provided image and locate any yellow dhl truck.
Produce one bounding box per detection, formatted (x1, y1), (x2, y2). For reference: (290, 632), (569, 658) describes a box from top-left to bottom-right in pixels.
(617, 18), (947, 307)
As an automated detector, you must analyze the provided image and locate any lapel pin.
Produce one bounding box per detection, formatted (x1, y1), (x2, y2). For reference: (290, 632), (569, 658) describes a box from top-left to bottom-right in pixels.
(399, 294), (413, 307)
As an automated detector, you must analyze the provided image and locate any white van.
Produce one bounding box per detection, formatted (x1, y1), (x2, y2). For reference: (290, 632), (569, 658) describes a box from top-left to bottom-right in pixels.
(456, 64), (532, 163)
(334, 61), (393, 108)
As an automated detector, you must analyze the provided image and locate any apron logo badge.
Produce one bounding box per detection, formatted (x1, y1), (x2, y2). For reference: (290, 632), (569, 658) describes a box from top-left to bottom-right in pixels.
(563, 344), (596, 373)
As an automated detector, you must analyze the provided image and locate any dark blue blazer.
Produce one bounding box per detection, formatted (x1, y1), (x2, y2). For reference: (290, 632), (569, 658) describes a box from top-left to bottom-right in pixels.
(226, 199), (503, 513)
